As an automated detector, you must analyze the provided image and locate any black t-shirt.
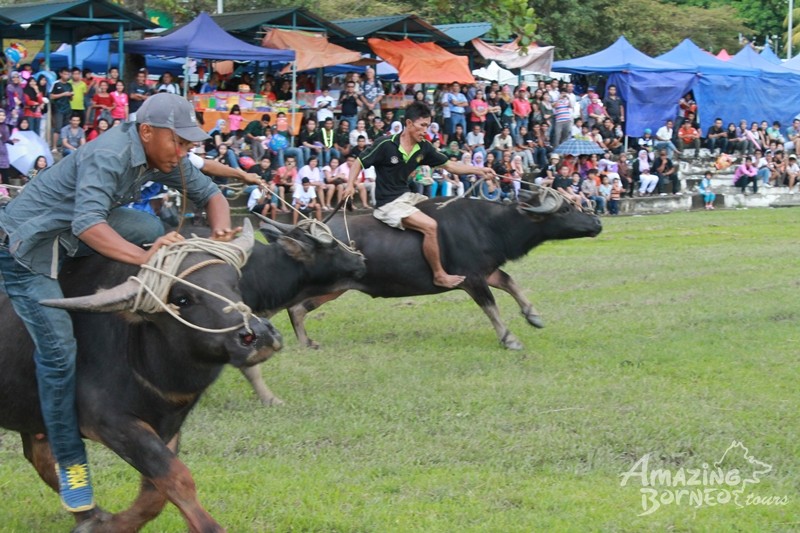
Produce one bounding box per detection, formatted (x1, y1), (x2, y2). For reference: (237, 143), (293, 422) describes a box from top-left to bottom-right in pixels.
(708, 125), (724, 137)
(340, 94), (359, 116)
(552, 175), (573, 190)
(51, 81), (73, 113)
(299, 129), (321, 147)
(359, 134), (448, 207)
(334, 130), (350, 149)
(128, 82), (152, 112)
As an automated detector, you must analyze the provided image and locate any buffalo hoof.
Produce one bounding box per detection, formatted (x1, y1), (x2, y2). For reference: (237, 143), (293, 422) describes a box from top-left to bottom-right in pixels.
(524, 312), (545, 329)
(261, 395), (285, 407)
(71, 508), (113, 533)
(501, 332), (524, 350)
(305, 339), (321, 350)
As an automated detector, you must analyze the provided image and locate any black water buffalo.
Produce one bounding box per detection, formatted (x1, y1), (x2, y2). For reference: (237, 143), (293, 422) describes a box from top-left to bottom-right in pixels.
(0, 222), (282, 532)
(273, 187), (601, 350)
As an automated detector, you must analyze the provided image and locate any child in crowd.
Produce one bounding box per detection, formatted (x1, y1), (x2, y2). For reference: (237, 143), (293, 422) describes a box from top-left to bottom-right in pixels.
(608, 178), (622, 215)
(228, 104), (244, 133)
(292, 177), (322, 223)
(699, 170), (716, 210)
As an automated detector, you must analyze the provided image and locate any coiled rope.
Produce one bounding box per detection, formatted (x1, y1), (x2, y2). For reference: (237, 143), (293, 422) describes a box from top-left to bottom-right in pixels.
(128, 237), (258, 334)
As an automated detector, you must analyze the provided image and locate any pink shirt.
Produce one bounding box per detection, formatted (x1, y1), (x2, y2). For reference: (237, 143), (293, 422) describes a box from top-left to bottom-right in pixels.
(512, 98), (531, 118)
(470, 99), (488, 122)
(110, 91), (128, 119)
(228, 113), (244, 132)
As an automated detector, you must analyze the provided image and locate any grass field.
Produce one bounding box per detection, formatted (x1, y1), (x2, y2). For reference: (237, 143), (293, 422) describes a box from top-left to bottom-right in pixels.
(1, 208), (799, 532)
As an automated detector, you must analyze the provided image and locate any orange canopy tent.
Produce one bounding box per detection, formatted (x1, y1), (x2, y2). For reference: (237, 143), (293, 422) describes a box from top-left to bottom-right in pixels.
(261, 28), (362, 72)
(368, 38), (475, 84)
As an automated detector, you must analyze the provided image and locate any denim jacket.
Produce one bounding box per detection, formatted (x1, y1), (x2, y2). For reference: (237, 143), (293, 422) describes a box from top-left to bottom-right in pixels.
(0, 122), (219, 278)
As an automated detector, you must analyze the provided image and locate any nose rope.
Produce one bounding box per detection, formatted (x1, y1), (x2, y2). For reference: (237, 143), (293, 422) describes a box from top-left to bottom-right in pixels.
(128, 238), (258, 334)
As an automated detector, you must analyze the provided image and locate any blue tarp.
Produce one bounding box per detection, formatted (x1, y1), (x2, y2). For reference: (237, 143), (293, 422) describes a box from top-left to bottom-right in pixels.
(552, 36), (693, 74)
(607, 71), (698, 137)
(760, 44), (782, 65)
(728, 46), (794, 76)
(693, 74), (800, 134)
(656, 39), (759, 76)
(125, 12), (294, 62)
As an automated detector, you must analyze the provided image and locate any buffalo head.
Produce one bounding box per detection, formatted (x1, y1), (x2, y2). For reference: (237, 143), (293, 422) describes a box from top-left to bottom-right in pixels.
(517, 187), (602, 240)
(42, 220), (282, 368)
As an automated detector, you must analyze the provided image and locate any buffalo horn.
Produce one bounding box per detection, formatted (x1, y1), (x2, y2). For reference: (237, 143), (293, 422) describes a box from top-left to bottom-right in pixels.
(521, 188), (563, 214)
(40, 279), (142, 312)
(255, 214), (295, 234)
(229, 218), (255, 257)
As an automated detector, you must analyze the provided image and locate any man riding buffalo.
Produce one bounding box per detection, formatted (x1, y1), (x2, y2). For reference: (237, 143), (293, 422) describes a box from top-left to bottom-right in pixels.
(345, 101), (496, 289)
(0, 93), (259, 516)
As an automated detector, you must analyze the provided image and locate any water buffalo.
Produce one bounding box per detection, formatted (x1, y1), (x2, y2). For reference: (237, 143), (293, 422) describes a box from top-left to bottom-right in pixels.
(272, 187), (602, 350)
(0, 222), (282, 532)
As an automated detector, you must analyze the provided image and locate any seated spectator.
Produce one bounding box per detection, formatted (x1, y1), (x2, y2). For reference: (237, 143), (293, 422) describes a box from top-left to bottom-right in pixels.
(581, 169), (606, 213)
(654, 120), (679, 158)
(440, 154), (465, 197)
(598, 175), (612, 211)
(616, 152), (633, 197)
(297, 156), (331, 211)
(755, 149), (772, 188)
(599, 118), (623, 154)
(706, 118), (728, 155)
(489, 125), (514, 161)
(733, 157), (758, 194)
(247, 185), (275, 219)
(726, 122), (744, 154)
(323, 157), (347, 208)
(784, 118), (800, 152)
(766, 121), (785, 145)
(698, 170), (716, 210)
(633, 150), (658, 196)
(638, 128), (654, 152)
(652, 149), (680, 195)
(467, 123), (486, 158)
(86, 118), (110, 142)
(513, 125), (535, 170)
(60, 115), (85, 156)
(451, 123), (468, 151)
(769, 151), (787, 187)
(350, 135), (369, 159)
(738, 119), (759, 155)
(551, 165), (573, 195)
(568, 172), (591, 208)
(530, 123), (551, 169)
(424, 121), (441, 145)
(786, 154), (800, 191)
(388, 121), (403, 135)
(677, 120), (701, 154)
(480, 176), (504, 202)
(570, 117), (584, 139)
(292, 177), (322, 223)
(27, 155), (49, 181)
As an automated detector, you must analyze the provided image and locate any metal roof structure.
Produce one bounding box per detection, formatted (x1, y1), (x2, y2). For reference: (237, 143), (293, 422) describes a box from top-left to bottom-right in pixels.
(434, 22), (493, 45)
(0, 0), (156, 41)
(332, 15), (454, 45)
(208, 7), (352, 43)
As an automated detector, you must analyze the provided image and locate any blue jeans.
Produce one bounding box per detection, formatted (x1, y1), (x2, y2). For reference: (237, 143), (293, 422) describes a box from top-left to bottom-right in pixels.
(757, 167), (771, 185)
(276, 147), (304, 168)
(0, 207), (163, 466)
(450, 113), (466, 136)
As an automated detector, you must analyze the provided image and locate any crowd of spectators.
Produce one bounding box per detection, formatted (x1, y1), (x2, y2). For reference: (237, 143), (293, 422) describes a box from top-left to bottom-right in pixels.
(4, 64), (800, 211)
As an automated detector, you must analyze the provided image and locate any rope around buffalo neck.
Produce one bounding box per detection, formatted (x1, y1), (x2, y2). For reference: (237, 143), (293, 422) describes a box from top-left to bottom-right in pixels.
(128, 237), (257, 334)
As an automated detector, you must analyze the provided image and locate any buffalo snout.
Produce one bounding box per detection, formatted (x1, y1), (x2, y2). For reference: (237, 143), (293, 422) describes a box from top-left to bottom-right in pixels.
(231, 318), (282, 368)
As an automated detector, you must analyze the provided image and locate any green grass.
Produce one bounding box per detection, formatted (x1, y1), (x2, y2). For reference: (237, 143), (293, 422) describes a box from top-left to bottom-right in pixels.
(2, 208), (799, 532)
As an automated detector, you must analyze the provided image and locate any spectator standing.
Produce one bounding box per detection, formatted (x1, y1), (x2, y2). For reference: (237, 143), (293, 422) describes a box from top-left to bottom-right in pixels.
(339, 80), (360, 131)
(552, 88), (573, 148)
(469, 90), (489, 131)
(608, 177), (622, 214)
(299, 118), (323, 168)
(314, 86), (335, 123)
(359, 67), (384, 118)
(128, 69), (152, 122)
(511, 89), (531, 138)
(602, 85), (625, 128)
(22, 75), (44, 135)
(89, 80), (114, 127)
(155, 72), (180, 95)
(786, 154), (799, 191)
(582, 169), (606, 214)
(50, 68), (74, 149)
(110, 81), (129, 122)
(5, 71), (24, 117)
(0, 109), (17, 183)
(447, 82), (468, 136)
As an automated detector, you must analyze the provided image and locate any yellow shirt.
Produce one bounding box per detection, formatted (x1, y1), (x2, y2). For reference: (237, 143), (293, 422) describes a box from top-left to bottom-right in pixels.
(70, 80), (87, 111)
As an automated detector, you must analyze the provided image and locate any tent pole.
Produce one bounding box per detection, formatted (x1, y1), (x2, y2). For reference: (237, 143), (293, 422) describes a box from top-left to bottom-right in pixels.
(118, 24), (125, 80)
(184, 57), (190, 97)
(291, 60), (297, 145)
(44, 21), (51, 71)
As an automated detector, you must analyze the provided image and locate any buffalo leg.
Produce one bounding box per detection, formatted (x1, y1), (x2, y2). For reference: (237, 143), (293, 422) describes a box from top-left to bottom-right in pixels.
(240, 365), (284, 406)
(98, 420), (223, 533)
(486, 269), (544, 328)
(90, 434), (180, 533)
(287, 290), (347, 348)
(462, 279), (523, 350)
(20, 433), (110, 528)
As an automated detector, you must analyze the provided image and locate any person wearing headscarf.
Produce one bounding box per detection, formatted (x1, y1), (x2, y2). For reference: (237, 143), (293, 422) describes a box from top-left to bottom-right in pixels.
(425, 121), (441, 144)
(6, 71), (24, 117)
(634, 149), (658, 195)
(389, 121), (403, 135)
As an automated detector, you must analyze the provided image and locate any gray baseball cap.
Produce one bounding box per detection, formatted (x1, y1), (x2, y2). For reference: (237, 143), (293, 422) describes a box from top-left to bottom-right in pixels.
(136, 92), (209, 142)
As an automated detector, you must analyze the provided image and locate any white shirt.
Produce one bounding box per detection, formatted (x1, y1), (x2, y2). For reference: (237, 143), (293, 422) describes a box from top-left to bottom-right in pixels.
(656, 126), (673, 142)
(466, 131), (484, 147)
(247, 188), (265, 210)
(314, 94), (335, 122)
(292, 185), (317, 207)
(350, 128), (370, 147)
(297, 164), (323, 185)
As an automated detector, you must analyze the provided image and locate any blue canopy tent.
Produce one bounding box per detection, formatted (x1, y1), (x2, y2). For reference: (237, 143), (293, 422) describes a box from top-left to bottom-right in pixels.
(781, 52), (800, 72)
(728, 46), (793, 76)
(553, 36), (696, 137)
(657, 39), (759, 76)
(760, 44), (782, 65)
(125, 12), (294, 63)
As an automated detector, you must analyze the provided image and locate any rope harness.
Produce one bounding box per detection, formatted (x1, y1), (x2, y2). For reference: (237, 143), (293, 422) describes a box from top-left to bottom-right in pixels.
(129, 237), (258, 334)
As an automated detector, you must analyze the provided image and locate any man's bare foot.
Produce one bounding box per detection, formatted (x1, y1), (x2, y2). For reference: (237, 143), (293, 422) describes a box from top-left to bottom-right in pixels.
(434, 273), (466, 288)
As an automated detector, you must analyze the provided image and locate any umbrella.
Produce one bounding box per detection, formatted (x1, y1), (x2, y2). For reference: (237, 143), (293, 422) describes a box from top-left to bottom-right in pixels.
(553, 138), (605, 156)
(7, 131), (53, 174)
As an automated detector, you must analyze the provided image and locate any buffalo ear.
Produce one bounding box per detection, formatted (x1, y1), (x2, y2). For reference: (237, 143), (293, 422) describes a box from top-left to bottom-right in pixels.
(277, 236), (314, 263)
